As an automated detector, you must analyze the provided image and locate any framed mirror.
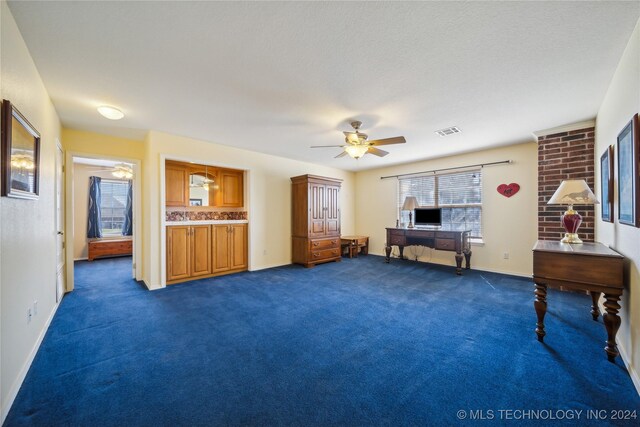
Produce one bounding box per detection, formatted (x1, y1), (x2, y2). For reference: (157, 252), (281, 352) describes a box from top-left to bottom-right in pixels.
(188, 169), (216, 206)
(1, 99), (41, 199)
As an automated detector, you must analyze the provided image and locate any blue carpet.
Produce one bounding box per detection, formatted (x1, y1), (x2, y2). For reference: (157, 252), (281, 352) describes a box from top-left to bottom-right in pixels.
(4, 255), (640, 426)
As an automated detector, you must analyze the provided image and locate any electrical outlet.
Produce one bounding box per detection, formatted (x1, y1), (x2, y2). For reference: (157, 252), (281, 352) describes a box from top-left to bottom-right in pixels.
(503, 252), (509, 260)
(33, 300), (38, 315)
(263, 249), (267, 256)
(27, 307), (32, 323)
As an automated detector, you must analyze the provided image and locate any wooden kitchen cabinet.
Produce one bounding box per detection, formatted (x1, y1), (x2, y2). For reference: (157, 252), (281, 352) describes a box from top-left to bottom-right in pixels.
(165, 161), (189, 207)
(212, 223), (247, 273)
(165, 160), (244, 208)
(166, 225), (212, 283)
(214, 168), (244, 207)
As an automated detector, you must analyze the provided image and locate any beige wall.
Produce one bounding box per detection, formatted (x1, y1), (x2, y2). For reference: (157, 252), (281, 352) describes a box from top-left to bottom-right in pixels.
(595, 17), (640, 390)
(72, 164), (129, 260)
(0, 1), (62, 421)
(142, 130), (356, 289)
(354, 142), (538, 276)
(62, 128), (144, 160)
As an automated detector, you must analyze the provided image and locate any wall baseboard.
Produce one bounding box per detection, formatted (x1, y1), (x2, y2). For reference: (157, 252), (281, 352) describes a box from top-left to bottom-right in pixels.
(617, 338), (640, 396)
(1, 299), (61, 424)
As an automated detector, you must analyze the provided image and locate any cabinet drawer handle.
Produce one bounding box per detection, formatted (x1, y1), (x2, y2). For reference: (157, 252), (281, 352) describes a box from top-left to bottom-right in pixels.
(313, 253), (320, 257)
(313, 242), (319, 246)
(331, 240), (336, 244)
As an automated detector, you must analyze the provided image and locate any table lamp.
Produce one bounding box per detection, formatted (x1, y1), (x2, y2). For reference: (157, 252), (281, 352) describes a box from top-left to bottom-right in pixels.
(402, 196), (419, 228)
(547, 179), (599, 243)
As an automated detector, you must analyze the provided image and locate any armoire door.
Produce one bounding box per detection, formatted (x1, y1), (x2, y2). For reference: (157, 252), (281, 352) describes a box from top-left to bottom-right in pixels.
(325, 184), (340, 235)
(190, 225), (212, 277)
(309, 183), (326, 237)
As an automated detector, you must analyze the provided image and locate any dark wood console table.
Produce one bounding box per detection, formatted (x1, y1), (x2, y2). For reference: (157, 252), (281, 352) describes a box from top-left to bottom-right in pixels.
(384, 227), (472, 275)
(532, 240), (624, 361)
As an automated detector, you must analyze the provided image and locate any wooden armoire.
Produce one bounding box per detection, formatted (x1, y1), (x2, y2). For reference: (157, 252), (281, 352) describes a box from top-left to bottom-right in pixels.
(291, 174), (342, 267)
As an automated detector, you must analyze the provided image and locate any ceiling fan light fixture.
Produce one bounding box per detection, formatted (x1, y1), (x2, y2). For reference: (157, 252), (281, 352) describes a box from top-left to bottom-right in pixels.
(345, 145), (368, 159)
(97, 105), (125, 120)
(112, 163), (133, 179)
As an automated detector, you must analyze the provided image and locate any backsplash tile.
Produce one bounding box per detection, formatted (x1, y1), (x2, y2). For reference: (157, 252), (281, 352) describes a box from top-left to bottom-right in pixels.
(166, 210), (247, 222)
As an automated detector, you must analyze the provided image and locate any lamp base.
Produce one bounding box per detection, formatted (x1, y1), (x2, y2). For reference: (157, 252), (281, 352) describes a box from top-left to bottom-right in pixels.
(560, 207), (583, 244)
(561, 233), (583, 244)
(407, 212), (414, 229)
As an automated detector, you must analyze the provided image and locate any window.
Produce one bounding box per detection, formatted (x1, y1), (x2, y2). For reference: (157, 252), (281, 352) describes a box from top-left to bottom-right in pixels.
(398, 170), (483, 238)
(100, 179), (129, 235)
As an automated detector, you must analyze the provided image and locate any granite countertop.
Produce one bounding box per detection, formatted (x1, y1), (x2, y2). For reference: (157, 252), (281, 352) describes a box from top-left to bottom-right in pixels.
(165, 219), (249, 225)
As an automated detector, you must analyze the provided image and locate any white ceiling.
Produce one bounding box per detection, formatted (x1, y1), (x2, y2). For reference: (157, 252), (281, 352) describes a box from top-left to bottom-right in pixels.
(8, 1), (640, 171)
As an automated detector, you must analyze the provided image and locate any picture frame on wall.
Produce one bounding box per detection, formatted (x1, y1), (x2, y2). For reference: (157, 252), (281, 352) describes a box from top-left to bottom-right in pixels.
(600, 145), (614, 222)
(1, 99), (41, 199)
(617, 113), (640, 227)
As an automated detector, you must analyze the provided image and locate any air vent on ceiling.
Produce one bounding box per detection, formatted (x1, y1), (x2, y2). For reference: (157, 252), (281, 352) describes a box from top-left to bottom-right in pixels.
(435, 126), (461, 137)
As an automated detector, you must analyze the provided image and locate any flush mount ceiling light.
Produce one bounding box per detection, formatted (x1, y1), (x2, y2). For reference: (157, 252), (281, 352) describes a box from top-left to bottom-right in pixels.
(97, 105), (124, 120)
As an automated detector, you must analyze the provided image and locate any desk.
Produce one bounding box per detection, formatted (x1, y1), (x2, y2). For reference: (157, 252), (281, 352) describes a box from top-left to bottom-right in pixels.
(340, 235), (369, 258)
(532, 240), (624, 361)
(384, 227), (471, 275)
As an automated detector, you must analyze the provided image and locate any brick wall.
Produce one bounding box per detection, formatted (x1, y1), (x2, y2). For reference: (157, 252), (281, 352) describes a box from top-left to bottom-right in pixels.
(538, 127), (595, 242)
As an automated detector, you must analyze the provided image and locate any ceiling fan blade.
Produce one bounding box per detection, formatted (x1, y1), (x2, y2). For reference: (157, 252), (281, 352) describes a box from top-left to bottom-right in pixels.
(367, 147), (389, 157)
(310, 145), (346, 148)
(334, 151), (348, 158)
(368, 136), (406, 146)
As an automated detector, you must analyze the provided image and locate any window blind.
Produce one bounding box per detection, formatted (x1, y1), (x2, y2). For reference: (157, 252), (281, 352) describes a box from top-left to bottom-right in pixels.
(398, 169), (483, 238)
(100, 179), (129, 235)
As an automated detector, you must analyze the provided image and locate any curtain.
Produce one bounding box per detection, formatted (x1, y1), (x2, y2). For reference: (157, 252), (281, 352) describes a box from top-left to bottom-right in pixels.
(122, 179), (133, 236)
(87, 176), (102, 238)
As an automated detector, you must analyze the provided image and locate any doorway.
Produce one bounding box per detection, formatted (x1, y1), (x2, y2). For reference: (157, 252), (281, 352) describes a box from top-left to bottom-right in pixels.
(64, 153), (141, 292)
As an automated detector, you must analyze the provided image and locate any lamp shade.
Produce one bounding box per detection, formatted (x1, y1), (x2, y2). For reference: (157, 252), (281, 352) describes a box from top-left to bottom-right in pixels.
(547, 179), (599, 205)
(402, 196), (419, 211)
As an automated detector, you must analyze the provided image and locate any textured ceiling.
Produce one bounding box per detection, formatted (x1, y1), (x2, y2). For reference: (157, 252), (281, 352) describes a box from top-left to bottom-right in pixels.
(7, 1), (640, 171)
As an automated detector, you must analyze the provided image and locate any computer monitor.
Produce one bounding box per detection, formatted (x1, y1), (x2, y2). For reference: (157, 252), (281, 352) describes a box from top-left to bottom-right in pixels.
(414, 207), (442, 227)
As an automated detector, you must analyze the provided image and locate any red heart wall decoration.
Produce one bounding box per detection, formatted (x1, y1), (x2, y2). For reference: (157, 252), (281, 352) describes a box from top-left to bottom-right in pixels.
(497, 183), (520, 198)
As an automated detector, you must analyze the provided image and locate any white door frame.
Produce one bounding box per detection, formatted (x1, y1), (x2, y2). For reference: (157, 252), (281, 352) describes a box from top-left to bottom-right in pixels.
(55, 140), (66, 301)
(64, 151), (142, 292)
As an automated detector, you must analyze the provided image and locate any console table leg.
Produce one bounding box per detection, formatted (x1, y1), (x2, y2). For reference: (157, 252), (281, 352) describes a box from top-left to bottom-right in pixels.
(603, 293), (621, 362)
(534, 283), (547, 342)
(384, 245), (391, 263)
(590, 291), (601, 321)
(455, 253), (463, 275)
(464, 250), (472, 270)
(398, 246), (405, 260)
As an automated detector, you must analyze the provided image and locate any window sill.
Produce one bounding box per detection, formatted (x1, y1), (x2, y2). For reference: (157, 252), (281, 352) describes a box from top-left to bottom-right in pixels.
(470, 238), (484, 246)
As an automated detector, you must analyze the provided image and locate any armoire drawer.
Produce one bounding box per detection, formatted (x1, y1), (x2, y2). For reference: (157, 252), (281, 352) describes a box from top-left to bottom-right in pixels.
(310, 238), (340, 250)
(311, 247), (340, 261)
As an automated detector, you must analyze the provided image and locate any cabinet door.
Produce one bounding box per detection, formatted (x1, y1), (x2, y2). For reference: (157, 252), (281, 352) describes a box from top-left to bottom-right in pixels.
(230, 224), (247, 270)
(166, 163), (189, 207)
(191, 225), (212, 277)
(215, 169), (244, 207)
(309, 183), (326, 237)
(212, 225), (231, 273)
(325, 184), (340, 235)
(167, 226), (190, 281)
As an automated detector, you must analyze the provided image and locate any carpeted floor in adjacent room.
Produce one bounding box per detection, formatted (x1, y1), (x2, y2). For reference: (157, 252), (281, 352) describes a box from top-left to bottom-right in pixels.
(4, 255), (640, 426)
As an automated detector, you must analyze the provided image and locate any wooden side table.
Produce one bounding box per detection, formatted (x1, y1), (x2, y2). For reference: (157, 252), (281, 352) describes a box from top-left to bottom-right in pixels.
(532, 240), (624, 361)
(340, 236), (369, 258)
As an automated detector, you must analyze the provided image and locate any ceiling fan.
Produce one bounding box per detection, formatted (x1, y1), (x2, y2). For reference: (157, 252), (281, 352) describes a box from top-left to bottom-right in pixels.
(311, 121), (406, 159)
